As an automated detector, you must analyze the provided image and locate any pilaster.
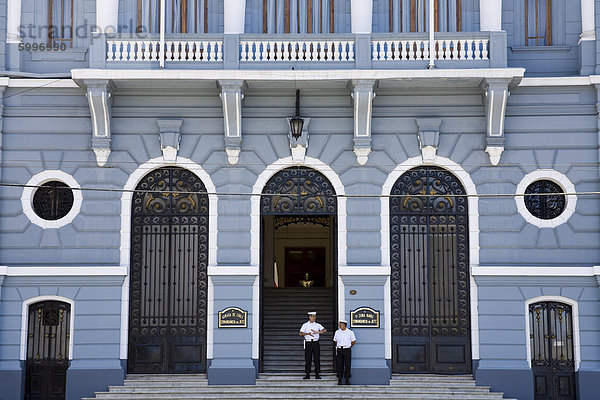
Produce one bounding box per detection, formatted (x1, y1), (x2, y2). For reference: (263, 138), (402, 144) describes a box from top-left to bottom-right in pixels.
(84, 80), (113, 167)
(219, 80), (244, 165)
(479, 0), (502, 31)
(96, 0), (120, 33)
(352, 80), (376, 165)
(482, 78), (511, 166)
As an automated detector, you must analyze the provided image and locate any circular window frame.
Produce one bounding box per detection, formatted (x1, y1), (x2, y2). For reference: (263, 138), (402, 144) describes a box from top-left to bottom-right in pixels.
(21, 171), (82, 229)
(515, 170), (576, 228)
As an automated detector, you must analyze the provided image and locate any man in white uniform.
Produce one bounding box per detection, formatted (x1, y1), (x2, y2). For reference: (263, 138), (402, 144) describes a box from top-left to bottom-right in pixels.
(333, 319), (356, 385)
(299, 311), (326, 379)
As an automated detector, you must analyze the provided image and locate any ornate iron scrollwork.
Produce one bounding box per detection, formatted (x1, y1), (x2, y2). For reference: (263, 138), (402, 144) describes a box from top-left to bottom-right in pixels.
(524, 180), (566, 220)
(129, 167), (209, 373)
(32, 181), (74, 221)
(390, 166), (470, 373)
(261, 167), (336, 215)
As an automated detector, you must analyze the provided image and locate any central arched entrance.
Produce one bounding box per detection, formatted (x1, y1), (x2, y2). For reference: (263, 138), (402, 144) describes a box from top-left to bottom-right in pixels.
(128, 167), (209, 373)
(390, 165), (471, 374)
(260, 166), (337, 373)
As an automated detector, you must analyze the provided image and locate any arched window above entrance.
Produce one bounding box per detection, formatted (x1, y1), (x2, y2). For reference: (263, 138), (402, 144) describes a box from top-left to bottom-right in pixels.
(261, 166), (337, 215)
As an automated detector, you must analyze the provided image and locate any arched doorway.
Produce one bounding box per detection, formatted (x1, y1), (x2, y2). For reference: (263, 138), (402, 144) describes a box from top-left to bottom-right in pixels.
(260, 166), (337, 373)
(128, 167), (209, 373)
(390, 166), (471, 373)
(25, 301), (71, 400)
(529, 301), (576, 400)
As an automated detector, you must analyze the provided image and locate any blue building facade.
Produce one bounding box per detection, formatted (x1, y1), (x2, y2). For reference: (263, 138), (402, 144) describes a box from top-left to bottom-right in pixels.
(0, 1), (599, 399)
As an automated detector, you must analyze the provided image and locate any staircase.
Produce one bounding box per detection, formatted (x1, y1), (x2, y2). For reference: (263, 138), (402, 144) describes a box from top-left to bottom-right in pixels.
(262, 287), (335, 373)
(83, 373), (517, 399)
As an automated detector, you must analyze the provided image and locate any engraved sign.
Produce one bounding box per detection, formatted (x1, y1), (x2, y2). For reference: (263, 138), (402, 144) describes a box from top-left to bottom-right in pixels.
(350, 307), (380, 328)
(218, 307), (247, 328)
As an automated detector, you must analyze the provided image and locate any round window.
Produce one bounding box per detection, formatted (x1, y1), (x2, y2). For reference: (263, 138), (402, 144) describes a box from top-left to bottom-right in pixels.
(524, 180), (566, 220)
(32, 181), (75, 221)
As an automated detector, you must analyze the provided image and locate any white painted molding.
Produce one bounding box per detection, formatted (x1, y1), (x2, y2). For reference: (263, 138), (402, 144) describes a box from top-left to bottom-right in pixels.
(580, 0), (595, 42)
(224, 0), (246, 34)
(473, 266), (599, 277)
(524, 296), (581, 371)
(380, 155), (480, 361)
(21, 170), (83, 229)
(0, 266), (7, 276)
(351, 0), (373, 34)
(7, 0), (22, 43)
(208, 266), (259, 276)
(207, 277), (214, 359)
(119, 156), (218, 360)
(4, 266), (127, 276)
(72, 68), (526, 83)
(515, 170), (576, 228)
(521, 77), (593, 86)
(20, 296), (75, 361)
(250, 156), (347, 362)
(479, 0), (502, 31)
(338, 266), (390, 276)
(252, 276), (259, 359)
(96, 0), (119, 34)
(7, 79), (79, 88)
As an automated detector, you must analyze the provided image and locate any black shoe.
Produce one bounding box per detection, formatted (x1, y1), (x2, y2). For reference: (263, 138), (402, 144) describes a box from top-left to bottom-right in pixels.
(338, 380), (343, 385)
(303, 374), (310, 379)
(344, 379), (350, 385)
(315, 374), (321, 379)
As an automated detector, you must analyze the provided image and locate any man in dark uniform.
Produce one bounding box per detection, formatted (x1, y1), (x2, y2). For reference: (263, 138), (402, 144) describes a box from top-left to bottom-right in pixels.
(299, 311), (326, 379)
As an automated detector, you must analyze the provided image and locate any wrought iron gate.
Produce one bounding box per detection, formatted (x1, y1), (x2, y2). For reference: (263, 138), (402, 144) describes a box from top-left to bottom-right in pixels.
(129, 167), (209, 373)
(390, 166), (471, 373)
(25, 301), (71, 400)
(530, 302), (576, 400)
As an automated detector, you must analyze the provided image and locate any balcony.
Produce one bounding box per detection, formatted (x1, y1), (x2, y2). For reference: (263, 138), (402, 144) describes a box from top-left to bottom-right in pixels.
(90, 31), (507, 70)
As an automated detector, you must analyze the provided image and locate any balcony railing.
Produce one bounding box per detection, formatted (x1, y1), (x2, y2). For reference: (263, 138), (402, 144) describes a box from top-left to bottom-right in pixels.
(90, 32), (506, 69)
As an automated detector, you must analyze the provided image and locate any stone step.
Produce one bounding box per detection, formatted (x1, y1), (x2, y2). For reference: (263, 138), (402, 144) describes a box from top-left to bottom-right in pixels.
(86, 394), (510, 400)
(125, 374), (208, 381)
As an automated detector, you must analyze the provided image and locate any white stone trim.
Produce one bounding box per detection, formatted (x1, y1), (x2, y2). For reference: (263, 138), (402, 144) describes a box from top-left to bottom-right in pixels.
(208, 266), (260, 276)
(473, 266), (600, 277)
(520, 77), (593, 86)
(119, 156), (217, 360)
(515, 170), (576, 228)
(338, 266), (390, 276)
(7, 0), (22, 43)
(250, 156), (347, 361)
(20, 296), (75, 361)
(4, 266), (126, 276)
(380, 155), (480, 361)
(524, 296), (581, 371)
(207, 277), (214, 359)
(21, 170), (83, 229)
(72, 68), (526, 82)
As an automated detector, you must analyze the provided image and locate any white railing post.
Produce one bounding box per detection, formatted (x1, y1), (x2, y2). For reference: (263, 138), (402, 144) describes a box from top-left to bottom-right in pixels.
(160, 0), (166, 68)
(351, 0), (373, 34)
(428, 0), (435, 68)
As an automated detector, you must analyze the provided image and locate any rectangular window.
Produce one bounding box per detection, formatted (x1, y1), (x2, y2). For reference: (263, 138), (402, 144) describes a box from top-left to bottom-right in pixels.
(525, 0), (551, 45)
(48, 0), (73, 46)
(138, 0), (209, 33)
(262, 0), (335, 34)
(387, 0), (461, 33)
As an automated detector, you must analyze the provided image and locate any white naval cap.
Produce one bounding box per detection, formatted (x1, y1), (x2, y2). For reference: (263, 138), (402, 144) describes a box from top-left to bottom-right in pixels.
(307, 311), (317, 315)
(339, 319), (348, 324)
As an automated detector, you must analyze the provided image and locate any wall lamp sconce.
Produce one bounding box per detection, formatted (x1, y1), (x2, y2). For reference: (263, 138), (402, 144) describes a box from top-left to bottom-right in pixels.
(289, 89), (304, 140)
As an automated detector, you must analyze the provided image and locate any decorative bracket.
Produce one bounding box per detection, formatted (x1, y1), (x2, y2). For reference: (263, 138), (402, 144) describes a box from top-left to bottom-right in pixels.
(157, 120), (183, 163)
(84, 79), (112, 167)
(416, 118), (442, 162)
(483, 78), (510, 166)
(287, 117), (311, 162)
(219, 80), (244, 165)
(352, 80), (376, 165)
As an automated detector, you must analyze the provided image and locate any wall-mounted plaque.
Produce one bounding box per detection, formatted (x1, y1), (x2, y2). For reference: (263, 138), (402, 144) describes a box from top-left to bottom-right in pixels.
(218, 307), (248, 328)
(350, 307), (380, 328)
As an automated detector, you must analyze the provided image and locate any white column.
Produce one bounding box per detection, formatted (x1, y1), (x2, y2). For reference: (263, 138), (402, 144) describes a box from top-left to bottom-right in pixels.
(160, 0), (166, 68)
(428, 0), (434, 68)
(96, 0), (120, 34)
(7, 0), (22, 43)
(351, 0), (373, 34)
(581, 0), (595, 41)
(479, 0), (502, 31)
(224, 0), (246, 34)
